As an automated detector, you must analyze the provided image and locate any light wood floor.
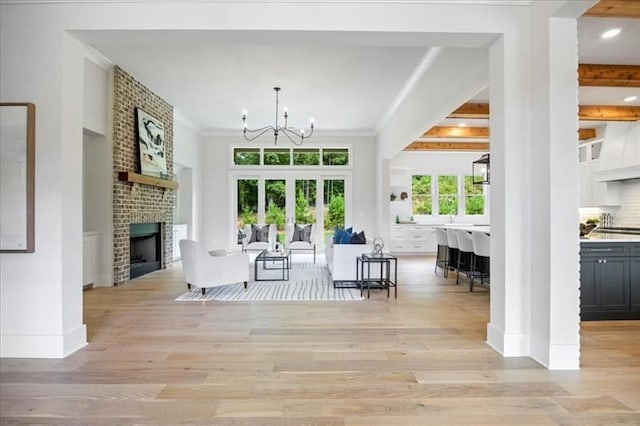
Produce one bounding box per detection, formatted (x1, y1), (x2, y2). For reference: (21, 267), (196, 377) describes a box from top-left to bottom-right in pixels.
(2, 255), (639, 425)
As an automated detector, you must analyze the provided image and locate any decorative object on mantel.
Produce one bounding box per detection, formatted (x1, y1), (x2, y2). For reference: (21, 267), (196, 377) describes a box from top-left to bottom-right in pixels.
(242, 87), (314, 146)
(400, 191), (408, 200)
(135, 107), (168, 178)
(390, 193), (397, 201)
(0, 103), (35, 253)
(472, 153), (490, 185)
(372, 237), (384, 256)
(118, 171), (178, 190)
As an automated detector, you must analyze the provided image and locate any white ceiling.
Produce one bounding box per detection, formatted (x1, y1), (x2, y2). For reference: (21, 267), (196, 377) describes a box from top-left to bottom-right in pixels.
(78, 11), (639, 135)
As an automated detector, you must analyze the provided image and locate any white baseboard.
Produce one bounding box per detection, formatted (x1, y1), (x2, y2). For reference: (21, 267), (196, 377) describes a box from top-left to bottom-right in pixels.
(486, 322), (530, 357)
(1, 324), (87, 358)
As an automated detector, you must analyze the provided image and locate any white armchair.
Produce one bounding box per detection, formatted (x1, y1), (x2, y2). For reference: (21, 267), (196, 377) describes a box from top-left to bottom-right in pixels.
(179, 239), (250, 295)
(285, 223), (316, 263)
(242, 224), (277, 253)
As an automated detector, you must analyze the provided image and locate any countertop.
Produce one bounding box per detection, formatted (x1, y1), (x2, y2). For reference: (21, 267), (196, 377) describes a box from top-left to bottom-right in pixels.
(581, 233), (640, 243)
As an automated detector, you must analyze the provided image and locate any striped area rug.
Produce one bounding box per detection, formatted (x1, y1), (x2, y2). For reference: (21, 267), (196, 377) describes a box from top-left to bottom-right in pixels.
(174, 256), (364, 302)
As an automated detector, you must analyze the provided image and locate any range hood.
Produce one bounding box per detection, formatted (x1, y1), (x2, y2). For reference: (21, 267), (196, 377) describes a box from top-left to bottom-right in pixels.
(594, 121), (640, 182)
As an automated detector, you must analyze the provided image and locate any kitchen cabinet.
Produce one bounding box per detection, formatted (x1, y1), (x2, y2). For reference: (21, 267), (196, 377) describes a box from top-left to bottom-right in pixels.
(580, 242), (640, 320)
(389, 224), (437, 254)
(579, 161), (621, 207)
(578, 140), (621, 207)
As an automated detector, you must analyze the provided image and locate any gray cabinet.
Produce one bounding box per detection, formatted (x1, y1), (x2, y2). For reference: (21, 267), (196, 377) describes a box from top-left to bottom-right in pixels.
(580, 242), (640, 320)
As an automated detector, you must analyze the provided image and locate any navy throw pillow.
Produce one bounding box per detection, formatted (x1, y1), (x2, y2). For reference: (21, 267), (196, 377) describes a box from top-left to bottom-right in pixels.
(334, 227), (345, 244)
(350, 230), (366, 244)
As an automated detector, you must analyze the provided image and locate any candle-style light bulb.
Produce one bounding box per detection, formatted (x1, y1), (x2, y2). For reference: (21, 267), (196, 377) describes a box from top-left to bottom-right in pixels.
(242, 109), (247, 119)
(310, 118), (315, 128)
(301, 129), (305, 136)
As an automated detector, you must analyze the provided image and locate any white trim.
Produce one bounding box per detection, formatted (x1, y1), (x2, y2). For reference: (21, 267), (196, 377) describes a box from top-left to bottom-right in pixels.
(174, 109), (203, 133)
(377, 47), (443, 132)
(83, 44), (113, 71)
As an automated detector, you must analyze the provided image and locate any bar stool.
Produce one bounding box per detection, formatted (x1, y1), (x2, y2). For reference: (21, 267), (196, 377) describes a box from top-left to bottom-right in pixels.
(445, 228), (460, 282)
(455, 229), (476, 286)
(471, 231), (490, 292)
(434, 228), (449, 276)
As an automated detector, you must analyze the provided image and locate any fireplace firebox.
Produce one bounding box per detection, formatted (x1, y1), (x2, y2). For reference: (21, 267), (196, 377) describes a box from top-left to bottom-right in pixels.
(129, 222), (162, 279)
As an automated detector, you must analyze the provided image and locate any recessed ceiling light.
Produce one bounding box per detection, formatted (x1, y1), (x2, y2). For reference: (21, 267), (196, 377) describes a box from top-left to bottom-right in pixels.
(601, 28), (621, 39)
(624, 95), (637, 102)
(458, 123), (467, 127)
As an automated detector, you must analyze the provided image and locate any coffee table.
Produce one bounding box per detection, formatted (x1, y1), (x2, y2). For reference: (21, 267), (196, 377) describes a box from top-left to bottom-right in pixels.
(254, 249), (291, 281)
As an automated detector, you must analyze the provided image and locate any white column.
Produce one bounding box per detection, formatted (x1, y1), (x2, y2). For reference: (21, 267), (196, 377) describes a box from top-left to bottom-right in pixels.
(486, 29), (532, 357)
(528, 14), (581, 370)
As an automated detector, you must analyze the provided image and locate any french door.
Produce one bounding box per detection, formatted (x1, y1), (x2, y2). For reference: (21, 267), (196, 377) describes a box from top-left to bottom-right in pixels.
(233, 173), (350, 248)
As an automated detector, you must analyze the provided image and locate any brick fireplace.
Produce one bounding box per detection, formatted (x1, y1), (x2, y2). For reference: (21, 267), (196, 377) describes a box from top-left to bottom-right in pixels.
(112, 66), (175, 285)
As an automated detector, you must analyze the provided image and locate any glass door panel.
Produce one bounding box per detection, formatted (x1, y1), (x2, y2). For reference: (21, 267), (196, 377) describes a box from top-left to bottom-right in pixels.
(294, 179), (317, 224)
(236, 179), (258, 243)
(323, 178), (345, 242)
(265, 179), (286, 244)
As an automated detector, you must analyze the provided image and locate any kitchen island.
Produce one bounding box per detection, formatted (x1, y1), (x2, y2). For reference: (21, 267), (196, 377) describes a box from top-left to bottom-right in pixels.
(580, 229), (640, 320)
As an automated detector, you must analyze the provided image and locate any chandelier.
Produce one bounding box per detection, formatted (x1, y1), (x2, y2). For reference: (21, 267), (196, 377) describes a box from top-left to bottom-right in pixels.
(242, 87), (314, 146)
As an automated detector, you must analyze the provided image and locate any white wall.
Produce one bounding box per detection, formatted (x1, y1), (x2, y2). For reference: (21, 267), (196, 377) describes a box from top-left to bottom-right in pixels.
(173, 114), (203, 242)
(1, 6), (87, 357)
(82, 57), (113, 286)
(82, 58), (108, 135)
(202, 133), (377, 251)
(82, 131), (113, 286)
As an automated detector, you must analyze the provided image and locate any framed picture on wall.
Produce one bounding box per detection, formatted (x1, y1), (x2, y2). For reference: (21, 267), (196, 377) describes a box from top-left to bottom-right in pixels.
(135, 107), (167, 178)
(0, 103), (35, 253)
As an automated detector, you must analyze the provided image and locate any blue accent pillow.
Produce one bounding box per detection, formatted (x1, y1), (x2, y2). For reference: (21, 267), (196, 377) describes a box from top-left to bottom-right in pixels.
(339, 230), (353, 244)
(333, 227), (345, 244)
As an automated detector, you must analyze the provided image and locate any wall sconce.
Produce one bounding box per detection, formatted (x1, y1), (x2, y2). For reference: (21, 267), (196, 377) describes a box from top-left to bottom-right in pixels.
(472, 153), (490, 185)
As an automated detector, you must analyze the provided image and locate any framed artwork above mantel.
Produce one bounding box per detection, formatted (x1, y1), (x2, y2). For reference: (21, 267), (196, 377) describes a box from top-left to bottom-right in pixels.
(135, 107), (168, 179)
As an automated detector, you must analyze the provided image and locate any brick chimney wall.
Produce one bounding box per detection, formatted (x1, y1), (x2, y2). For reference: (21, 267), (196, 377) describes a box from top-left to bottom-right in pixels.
(112, 66), (175, 285)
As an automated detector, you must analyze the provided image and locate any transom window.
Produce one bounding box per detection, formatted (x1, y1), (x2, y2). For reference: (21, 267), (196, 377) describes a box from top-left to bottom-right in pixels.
(233, 147), (349, 167)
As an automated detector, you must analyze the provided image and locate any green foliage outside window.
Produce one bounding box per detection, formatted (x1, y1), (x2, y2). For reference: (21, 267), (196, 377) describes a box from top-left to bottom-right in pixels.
(234, 148), (260, 165)
(464, 176), (485, 215)
(411, 175), (432, 215)
(265, 200), (285, 229)
(322, 149), (349, 166)
(295, 189), (315, 224)
(264, 149), (290, 165)
(325, 195), (345, 229)
(293, 149), (320, 165)
(438, 175), (458, 215)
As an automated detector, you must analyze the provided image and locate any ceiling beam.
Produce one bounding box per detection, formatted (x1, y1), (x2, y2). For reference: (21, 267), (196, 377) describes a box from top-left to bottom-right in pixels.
(578, 64), (640, 87)
(404, 142), (489, 151)
(448, 102), (639, 121)
(583, 0), (640, 18)
(579, 105), (640, 121)
(447, 103), (490, 119)
(421, 126), (489, 138)
(579, 128), (597, 140)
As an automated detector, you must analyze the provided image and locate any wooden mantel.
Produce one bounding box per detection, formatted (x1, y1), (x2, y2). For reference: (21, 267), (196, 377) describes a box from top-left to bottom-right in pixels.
(118, 171), (179, 190)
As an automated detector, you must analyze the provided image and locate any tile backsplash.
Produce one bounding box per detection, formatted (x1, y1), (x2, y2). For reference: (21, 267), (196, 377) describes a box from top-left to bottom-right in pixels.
(615, 179), (640, 227)
(579, 178), (640, 228)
